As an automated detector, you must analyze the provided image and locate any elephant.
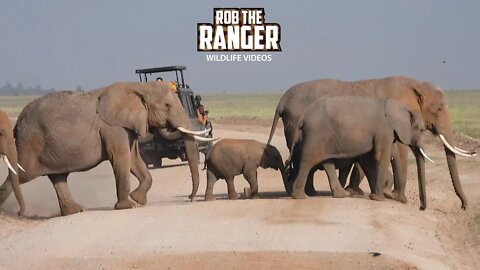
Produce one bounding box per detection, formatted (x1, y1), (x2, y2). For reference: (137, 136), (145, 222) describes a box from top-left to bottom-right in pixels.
(286, 96), (432, 209)
(0, 111), (24, 215)
(267, 76), (476, 209)
(204, 139), (286, 201)
(0, 81), (215, 216)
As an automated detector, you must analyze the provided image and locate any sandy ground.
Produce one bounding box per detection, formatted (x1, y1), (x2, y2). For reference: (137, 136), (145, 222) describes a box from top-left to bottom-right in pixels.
(0, 123), (479, 270)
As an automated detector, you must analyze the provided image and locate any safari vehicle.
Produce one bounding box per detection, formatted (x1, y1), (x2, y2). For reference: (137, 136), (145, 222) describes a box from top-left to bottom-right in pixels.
(135, 65), (213, 168)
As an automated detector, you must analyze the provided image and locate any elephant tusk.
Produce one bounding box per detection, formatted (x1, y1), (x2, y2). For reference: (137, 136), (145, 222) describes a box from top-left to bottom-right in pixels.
(178, 127), (211, 136)
(17, 163), (25, 172)
(439, 134), (477, 157)
(1, 155), (17, 175)
(193, 135), (219, 142)
(454, 146), (477, 156)
(419, 148), (435, 163)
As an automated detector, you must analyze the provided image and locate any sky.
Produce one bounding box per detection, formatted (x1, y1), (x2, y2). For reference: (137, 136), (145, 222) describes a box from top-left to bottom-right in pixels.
(0, 0), (479, 92)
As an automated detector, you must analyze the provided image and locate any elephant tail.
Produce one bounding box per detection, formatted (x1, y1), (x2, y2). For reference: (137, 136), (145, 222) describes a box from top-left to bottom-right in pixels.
(267, 93), (287, 145)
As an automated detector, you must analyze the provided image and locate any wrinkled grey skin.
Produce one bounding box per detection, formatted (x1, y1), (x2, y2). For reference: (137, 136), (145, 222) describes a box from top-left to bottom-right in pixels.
(286, 97), (429, 210)
(268, 76), (475, 209)
(204, 139), (286, 201)
(0, 111), (24, 215)
(0, 81), (201, 216)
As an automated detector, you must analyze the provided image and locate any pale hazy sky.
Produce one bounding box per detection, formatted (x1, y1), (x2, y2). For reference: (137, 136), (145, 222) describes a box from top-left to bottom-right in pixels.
(1, 1), (479, 92)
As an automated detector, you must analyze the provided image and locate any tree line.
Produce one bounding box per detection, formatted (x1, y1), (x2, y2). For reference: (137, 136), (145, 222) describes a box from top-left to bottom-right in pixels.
(0, 82), (55, 95)
(0, 82), (84, 96)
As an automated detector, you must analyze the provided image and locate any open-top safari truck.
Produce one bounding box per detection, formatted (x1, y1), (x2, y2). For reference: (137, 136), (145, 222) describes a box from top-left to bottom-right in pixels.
(135, 65), (213, 168)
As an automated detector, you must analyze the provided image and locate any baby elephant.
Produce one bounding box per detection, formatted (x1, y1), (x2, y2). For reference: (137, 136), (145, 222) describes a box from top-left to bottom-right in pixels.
(204, 139), (286, 201)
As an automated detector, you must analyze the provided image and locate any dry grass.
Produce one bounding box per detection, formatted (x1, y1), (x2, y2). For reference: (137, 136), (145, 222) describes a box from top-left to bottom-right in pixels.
(0, 96), (38, 115)
(0, 90), (478, 138)
(202, 92), (282, 121)
(444, 90), (480, 138)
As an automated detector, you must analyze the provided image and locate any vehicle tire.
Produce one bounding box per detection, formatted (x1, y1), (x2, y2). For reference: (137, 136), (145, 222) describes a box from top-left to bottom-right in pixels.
(152, 158), (163, 168)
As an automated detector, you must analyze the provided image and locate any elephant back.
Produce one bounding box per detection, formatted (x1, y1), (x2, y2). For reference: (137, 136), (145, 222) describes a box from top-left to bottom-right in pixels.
(14, 91), (98, 142)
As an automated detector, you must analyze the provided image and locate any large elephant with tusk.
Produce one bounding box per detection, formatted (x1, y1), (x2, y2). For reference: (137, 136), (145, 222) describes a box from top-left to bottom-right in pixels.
(0, 81), (216, 216)
(285, 97), (433, 210)
(0, 111), (25, 215)
(268, 76), (476, 209)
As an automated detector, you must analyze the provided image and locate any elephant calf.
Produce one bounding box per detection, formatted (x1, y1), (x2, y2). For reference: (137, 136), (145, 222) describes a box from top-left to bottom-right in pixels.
(204, 139), (285, 201)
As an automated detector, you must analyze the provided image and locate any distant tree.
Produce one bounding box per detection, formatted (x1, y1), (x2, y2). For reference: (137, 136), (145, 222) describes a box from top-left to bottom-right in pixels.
(15, 82), (24, 91)
(0, 82), (56, 95)
(75, 85), (84, 92)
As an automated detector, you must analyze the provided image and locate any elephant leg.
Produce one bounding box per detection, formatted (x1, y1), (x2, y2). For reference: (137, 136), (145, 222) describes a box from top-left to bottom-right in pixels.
(111, 155), (135, 210)
(338, 166), (351, 188)
(244, 170), (259, 199)
(323, 162), (349, 198)
(345, 163), (366, 196)
(392, 144), (408, 203)
(205, 169), (218, 201)
(103, 128), (135, 210)
(358, 155), (377, 195)
(48, 173), (83, 216)
(226, 177), (239, 200)
(129, 141), (153, 206)
(383, 145), (399, 201)
(383, 172), (395, 200)
(369, 144), (392, 202)
(291, 161), (315, 199)
(304, 168), (317, 196)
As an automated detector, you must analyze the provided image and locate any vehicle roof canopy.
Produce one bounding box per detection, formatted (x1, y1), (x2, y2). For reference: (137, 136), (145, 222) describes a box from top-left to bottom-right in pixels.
(135, 66), (186, 74)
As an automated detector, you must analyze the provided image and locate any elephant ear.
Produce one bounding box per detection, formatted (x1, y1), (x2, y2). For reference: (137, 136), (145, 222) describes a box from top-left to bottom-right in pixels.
(385, 99), (413, 145)
(97, 85), (148, 136)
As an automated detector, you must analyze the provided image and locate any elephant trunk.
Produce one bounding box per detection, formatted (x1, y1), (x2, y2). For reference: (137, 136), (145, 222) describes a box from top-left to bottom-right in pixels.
(413, 147), (427, 210)
(1, 145), (25, 215)
(283, 152), (296, 195)
(440, 132), (468, 210)
(278, 160), (287, 190)
(183, 134), (200, 201)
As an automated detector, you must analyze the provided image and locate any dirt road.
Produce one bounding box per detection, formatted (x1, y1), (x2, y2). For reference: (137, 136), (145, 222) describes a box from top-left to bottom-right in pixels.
(0, 124), (479, 269)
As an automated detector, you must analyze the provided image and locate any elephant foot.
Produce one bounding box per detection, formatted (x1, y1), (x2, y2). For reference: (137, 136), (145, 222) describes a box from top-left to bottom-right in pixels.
(291, 189), (309, 199)
(345, 186), (364, 196)
(383, 189), (394, 200)
(114, 200), (135, 210)
(332, 188), (349, 198)
(244, 187), (259, 199)
(61, 202), (84, 216)
(369, 193), (386, 202)
(228, 192), (240, 200)
(392, 190), (408, 203)
(130, 188), (147, 206)
(205, 194), (216, 201)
